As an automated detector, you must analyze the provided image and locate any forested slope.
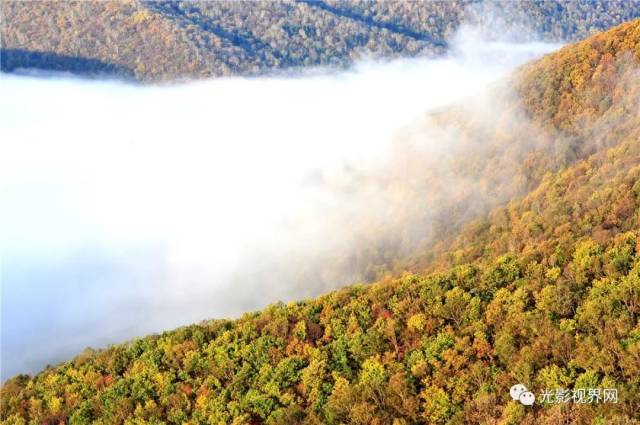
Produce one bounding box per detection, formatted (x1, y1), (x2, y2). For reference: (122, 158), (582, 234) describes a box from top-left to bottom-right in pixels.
(2, 20), (640, 425)
(1, 0), (639, 81)
(402, 17), (640, 274)
(348, 19), (640, 282)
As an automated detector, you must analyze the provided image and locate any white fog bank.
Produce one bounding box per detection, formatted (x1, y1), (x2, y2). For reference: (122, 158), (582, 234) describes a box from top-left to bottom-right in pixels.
(0, 32), (560, 380)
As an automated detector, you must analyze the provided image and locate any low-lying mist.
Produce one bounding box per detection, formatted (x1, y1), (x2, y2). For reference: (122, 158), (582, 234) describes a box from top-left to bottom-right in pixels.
(1, 30), (560, 380)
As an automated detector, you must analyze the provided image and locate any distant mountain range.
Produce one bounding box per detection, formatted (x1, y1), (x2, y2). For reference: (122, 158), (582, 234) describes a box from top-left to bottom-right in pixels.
(2, 17), (639, 425)
(2, 0), (639, 81)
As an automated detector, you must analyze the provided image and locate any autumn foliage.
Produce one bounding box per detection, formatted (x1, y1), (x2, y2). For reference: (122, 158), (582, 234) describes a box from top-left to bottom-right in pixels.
(2, 17), (640, 425)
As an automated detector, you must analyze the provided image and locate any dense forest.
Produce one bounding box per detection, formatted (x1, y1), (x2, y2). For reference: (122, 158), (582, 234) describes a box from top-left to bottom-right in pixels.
(324, 17), (640, 285)
(399, 16), (640, 275)
(2, 19), (639, 424)
(1, 0), (640, 81)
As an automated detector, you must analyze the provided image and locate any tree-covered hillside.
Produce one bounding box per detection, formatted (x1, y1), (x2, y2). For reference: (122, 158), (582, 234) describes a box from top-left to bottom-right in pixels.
(2, 20), (639, 425)
(401, 17), (640, 275)
(1, 0), (639, 81)
(340, 18), (640, 284)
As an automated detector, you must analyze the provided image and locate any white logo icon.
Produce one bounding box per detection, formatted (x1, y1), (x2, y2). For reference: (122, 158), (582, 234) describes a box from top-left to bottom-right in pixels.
(510, 384), (536, 405)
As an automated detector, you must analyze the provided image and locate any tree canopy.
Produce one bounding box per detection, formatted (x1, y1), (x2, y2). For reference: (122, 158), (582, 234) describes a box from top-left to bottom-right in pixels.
(2, 15), (640, 425)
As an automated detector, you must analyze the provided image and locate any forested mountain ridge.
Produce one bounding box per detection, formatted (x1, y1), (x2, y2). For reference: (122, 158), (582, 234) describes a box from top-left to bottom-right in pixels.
(2, 20), (640, 425)
(400, 17), (640, 275)
(1, 0), (639, 81)
(349, 19), (640, 283)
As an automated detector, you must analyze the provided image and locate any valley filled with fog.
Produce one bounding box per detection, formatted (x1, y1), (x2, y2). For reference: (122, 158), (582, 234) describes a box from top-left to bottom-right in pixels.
(0, 29), (560, 380)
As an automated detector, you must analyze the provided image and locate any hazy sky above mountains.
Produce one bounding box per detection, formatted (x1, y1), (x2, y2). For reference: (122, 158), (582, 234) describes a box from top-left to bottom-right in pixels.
(0, 28), (560, 380)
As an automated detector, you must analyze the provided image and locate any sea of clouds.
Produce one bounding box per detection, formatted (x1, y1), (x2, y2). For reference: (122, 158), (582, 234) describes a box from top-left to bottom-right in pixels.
(0, 28), (560, 380)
